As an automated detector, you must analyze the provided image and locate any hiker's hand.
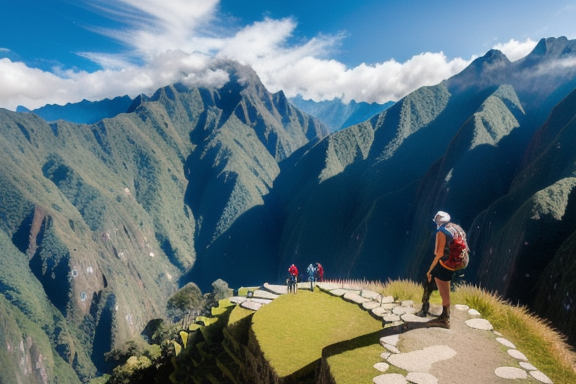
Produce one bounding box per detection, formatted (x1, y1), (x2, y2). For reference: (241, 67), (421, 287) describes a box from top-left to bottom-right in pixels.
(426, 272), (432, 282)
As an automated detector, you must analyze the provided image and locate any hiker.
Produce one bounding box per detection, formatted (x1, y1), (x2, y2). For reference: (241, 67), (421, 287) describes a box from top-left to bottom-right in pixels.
(287, 264), (299, 293)
(315, 262), (324, 282)
(307, 263), (316, 290)
(416, 211), (456, 328)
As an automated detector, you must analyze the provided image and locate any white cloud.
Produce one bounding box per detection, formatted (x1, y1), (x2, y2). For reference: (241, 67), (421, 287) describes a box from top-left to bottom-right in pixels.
(0, 53), (229, 111)
(492, 38), (538, 62)
(262, 52), (470, 104)
(0, 0), (473, 110)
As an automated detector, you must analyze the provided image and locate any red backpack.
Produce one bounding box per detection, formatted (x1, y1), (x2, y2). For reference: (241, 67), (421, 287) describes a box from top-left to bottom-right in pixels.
(440, 224), (469, 271)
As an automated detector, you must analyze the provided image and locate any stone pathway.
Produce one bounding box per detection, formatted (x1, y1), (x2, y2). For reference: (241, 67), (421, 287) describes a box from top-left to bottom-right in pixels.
(227, 282), (554, 384)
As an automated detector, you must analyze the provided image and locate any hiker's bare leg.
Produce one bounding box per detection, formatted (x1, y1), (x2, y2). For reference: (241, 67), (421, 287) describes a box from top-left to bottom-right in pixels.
(435, 278), (450, 307)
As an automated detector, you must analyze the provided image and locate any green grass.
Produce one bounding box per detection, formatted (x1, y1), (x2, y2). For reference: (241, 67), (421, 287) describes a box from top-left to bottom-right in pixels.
(251, 289), (382, 378)
(324, 334), (388, 384)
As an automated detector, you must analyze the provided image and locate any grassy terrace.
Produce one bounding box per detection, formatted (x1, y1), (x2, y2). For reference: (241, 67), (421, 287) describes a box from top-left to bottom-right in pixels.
(250, 289), (382, 381)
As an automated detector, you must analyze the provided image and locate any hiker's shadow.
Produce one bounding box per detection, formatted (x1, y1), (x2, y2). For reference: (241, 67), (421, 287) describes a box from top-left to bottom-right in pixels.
(322, 322), (431, 359)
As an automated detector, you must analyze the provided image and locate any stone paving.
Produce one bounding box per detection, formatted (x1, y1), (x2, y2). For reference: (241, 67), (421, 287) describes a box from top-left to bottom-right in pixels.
(229, 282), (554, 384)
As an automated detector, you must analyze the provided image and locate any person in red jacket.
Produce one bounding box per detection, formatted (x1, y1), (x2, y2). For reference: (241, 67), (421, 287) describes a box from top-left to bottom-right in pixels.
(287, 264), (299, 293)
(315, 262), (324, 282)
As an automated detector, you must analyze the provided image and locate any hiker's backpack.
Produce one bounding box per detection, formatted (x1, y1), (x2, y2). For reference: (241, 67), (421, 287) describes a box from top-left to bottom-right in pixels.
(439, 223), (469, 271)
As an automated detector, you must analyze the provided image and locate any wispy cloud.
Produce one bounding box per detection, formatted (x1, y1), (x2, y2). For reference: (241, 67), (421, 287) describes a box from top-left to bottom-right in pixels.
(0, 0), (473, 110)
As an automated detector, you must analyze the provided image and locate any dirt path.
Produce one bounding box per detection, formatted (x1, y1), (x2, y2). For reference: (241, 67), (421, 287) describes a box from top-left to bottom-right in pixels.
(380, 303), (547, 384)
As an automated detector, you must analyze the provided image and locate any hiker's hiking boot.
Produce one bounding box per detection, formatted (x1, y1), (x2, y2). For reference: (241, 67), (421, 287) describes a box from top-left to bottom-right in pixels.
(416, 302), (429, 317)
(427, 306), (450, 329)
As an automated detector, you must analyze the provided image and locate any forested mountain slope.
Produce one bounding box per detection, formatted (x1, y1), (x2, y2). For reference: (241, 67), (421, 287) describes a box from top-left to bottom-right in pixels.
(0, 61), (327, 382)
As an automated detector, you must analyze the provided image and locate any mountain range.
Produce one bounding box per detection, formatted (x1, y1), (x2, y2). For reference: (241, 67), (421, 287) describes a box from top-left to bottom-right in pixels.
(16, 89), (391, 133)
(1, 37), (576, 383)
(288, 96), (394, 132)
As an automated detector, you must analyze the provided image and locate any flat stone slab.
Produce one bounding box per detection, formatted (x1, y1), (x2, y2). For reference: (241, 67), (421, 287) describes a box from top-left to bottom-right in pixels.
(373, 362), (389, 372)
(381, 343), (401, 354)
(316, 282), (341, 291)
(361, 290), (382, 300)
(372, 307), (391, 317)
(401, 300), (414, 307)
(393, 306), (407, 315)
(381, 296), (395, 304)
(240, 301), (262, 311)
(253, 290), (279, 300)
(373, 373), (407, 384)
(329, 289), (348, 297)
(229, 296), (247, 304)
(382, 303), (396, 310)
(406, 372), (438, 384)
(382, 314), (401, 323)
(380, 352), (391, 360)
(455, 304), (469, 311)
(263, 283), (287, 295)
(387, 345), (457, 372)
(468, 309), (481, 316)
(530, 370), (553, 384)
(496, 337), (516, 349)
(403, 306), (417, 315)
(343, 292), (371, 304)
(402, 313), (433, 323)
(465, 318), (493, 330)
(508, 349), (528, 361)
(250, 298), (272, 305)
(380, 334), (400, 346)
(519, 362), (537, 371)
(495, 367), (527, 379)
(329, 288), (361, 297)
(363, 301), (382, 310)
(341, 283), (363, 290)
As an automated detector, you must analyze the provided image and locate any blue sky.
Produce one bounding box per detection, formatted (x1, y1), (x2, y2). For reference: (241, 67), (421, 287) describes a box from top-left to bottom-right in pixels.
(1, 0), (575, 111)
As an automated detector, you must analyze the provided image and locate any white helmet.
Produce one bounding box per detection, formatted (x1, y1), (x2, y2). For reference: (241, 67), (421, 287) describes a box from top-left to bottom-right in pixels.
(433, 211), (451, 226)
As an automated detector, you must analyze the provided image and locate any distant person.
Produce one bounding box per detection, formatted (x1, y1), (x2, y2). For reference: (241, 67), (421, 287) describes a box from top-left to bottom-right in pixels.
(416, 211), (456, 328)
(315, 262), (324, 282)
(307, 263), (317, 290)
(287, 264), (299, 293)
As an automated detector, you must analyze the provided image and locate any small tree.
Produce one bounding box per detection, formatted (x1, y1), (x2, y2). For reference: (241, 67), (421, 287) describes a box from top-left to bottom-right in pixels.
(166, 282), (204, 321)
(211, 279), (231, 301)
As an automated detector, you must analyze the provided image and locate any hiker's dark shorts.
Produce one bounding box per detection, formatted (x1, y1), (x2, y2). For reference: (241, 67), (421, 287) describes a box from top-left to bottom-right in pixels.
(431, 262), (454, 282)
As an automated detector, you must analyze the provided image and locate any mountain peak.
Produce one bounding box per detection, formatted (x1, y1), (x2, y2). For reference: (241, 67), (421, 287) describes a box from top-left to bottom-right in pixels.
(521, 36), (576, 64)
(447, 49), (511, 91)
(530, 36), (570, 57)
(474, 49), (511, 68)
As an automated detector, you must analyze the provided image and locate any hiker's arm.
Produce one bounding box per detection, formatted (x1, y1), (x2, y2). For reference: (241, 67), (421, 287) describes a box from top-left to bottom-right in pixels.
(427, 232), (446, 280)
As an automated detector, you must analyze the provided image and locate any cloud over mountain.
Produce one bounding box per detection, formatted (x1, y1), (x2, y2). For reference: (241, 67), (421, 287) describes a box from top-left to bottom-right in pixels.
(0, 0), (497, 111)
